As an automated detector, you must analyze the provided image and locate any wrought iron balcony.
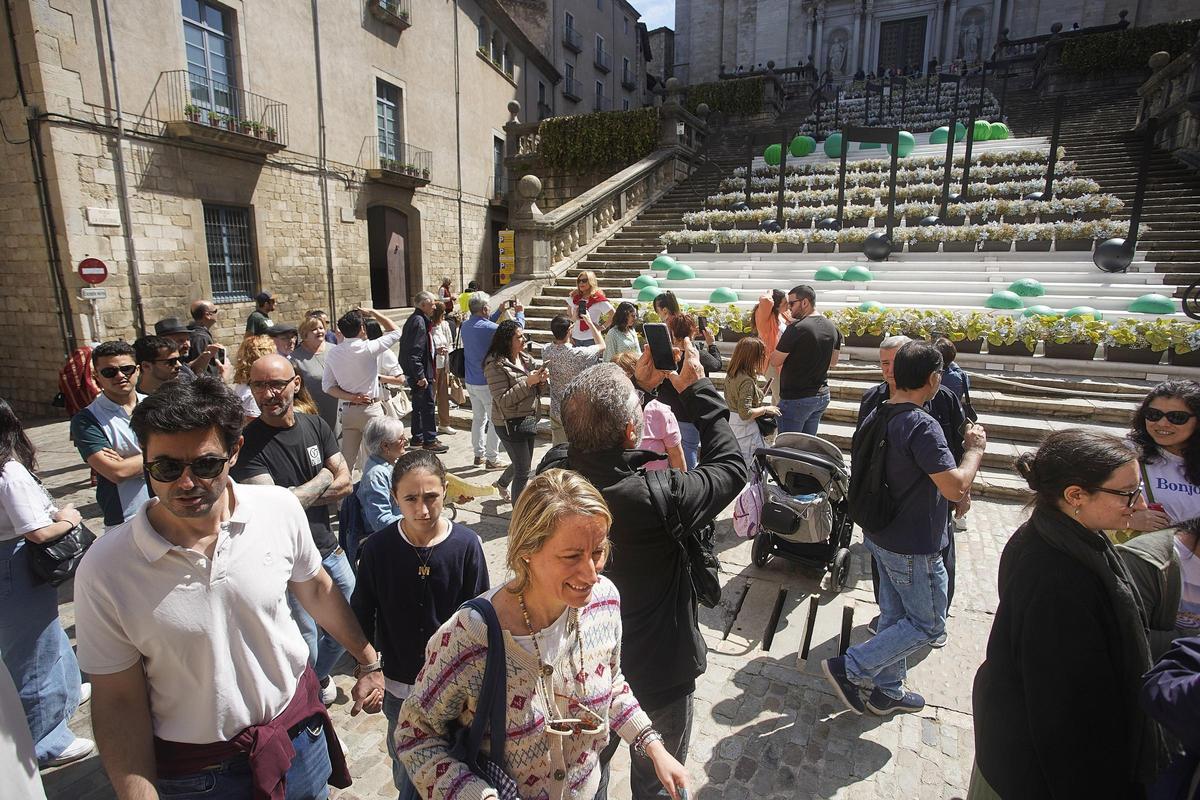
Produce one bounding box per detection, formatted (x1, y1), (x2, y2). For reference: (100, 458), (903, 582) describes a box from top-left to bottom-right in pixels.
(563, 78), (581, 102)
(563, 26), (582, 53)
(368, 0), (411, 30)
(361, 137), (432, 188)
(154, 70), (288, 154)
(594, 48), (612, 73)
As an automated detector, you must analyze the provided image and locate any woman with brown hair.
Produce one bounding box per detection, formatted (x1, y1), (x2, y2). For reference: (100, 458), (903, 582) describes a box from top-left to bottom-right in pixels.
(430, 303), (455, 436)
(753, 289), (791, 404)
(723, 336), (780, 466)
(567, 270), (614, 347)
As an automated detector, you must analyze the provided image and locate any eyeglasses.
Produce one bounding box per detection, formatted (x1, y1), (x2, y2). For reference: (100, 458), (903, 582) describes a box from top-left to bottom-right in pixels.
(248, 378), (296, 393)
(98, 364), (137, 379)
(145, 455), (230, 483)
(152, 356), (182, 367)
(546, 704), (605, 736)
(1144, 408), (1195, 425)
(1094, 483), (1144, 508)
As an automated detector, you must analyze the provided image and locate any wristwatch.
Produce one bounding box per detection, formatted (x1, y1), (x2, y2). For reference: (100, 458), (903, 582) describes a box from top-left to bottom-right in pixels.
(353, 658), (382, 678)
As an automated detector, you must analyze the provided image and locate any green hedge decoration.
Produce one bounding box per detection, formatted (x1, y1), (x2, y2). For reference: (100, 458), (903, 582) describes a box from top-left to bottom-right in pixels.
(685, 77), (765, 116)
(860, 141), (882, 150)
(790, 135), (816, 157)
(1065, 306), (1102, 321)
(823, 133), (844, 158)
(955, 121), (967, 142)
(764, 144), (782, 166)
(651, 255), (677, 272)
(887, 131), (915, 158)
(985, 290), (1025, 310)
(539, 107), (659, 173)
(1060, 19), (1200, 75)
(709, 287), (740, 303)
(666, 263), (696, 280)
(1023, 305), (1060, 318)
(973, 120), (992, 141)
(843, 265), (874, 282)
(632, 274), (659, 290)
(858, 300), (886, 312)
(1129, 293), (1177, 315)
(814, 265), (844, 281)
(1008, 278), (1045, 297)
(638, 285), (661, 302)
(929, 126), (950, 145)
(989, 122), (1010, 140)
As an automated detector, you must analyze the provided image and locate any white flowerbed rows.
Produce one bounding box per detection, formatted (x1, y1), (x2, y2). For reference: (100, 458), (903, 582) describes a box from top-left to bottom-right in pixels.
(718, 161), (1073, 193)
(704, 177), (1103, 209)
(731, 148), (1066, 177)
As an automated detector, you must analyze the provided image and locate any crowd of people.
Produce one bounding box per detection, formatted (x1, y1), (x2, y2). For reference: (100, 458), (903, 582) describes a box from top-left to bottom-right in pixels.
(1, 272), (1199, 800)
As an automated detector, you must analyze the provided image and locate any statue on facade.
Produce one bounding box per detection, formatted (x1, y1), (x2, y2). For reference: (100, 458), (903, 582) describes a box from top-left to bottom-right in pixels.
(960, 17), (983, 63)
(827, 32), (848, 76)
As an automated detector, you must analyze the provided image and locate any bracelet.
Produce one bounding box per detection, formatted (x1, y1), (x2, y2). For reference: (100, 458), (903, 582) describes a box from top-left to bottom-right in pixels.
(353, 658), (382, 678)
(632, 727), (663, 759)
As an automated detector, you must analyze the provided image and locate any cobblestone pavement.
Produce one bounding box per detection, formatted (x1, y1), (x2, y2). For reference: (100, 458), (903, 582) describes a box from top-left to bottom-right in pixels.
(27, 414), (1024, 800)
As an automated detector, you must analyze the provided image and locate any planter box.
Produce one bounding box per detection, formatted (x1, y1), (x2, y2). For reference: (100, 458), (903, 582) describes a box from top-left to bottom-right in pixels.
(786, 219), (813, 229)
(844, 218), (869, 228)
(776, 242), (806, 253)
(1044, 342), (1098, 361)
(691, 243), (717, 253)
(735, 221), (759, 230)
(711, 222), (734, 231)
(1168, 350), (1200, 368)
(847, 333), (884, 348)
(807, 242), (835, 253)
(1040, 213), (1069, 224)
(943, 241), (976, 253)
(1055, 238), (1094, 252)
(907, 241), (939, 253)
(1004, 214), (1034, 225)
(953, 339), (984, 354)
(1081, 212), (1104, 222)
(666, 244), (690, 253)
(719, 329), (750, 343)
(747, 242), (775, 253)
(1015, 240), (1053, 252)
(944, 215), (966, 227)
(987, 342), (1035, 357)
(1106, 346), (1163, 365)
(979, 240), (1012, 252)
(718, 243), (746, 253)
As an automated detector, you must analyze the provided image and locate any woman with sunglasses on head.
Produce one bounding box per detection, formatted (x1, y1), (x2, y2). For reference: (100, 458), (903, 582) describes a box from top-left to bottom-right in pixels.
(0, 397), (95, 769)
(969, 429), (1167, 799)
(351, 449), (488, 798)
(397, 469), (689, 800)
(567, 271), (614, 348)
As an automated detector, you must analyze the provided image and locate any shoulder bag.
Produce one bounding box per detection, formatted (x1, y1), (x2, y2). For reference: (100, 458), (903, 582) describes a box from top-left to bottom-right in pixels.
(27, 523), (96, 587)
(448, 325), (466, 381)
(646, 468), (722, 608)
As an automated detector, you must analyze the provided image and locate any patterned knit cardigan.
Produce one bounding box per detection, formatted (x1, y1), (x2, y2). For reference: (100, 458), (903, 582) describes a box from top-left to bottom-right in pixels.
(397, 577), (653, 800)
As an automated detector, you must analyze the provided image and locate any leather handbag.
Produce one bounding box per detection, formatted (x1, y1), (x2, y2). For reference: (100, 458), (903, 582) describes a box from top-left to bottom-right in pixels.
(755, 413), (779, 437)
(27, 523), (96, 587)
(448, 326), (466, 380)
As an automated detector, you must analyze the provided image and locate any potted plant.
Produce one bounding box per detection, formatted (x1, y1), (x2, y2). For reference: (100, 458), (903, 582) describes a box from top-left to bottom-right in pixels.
(421, 167), (430, 179)
(1054, 220), (1096, 252)
(901, 202), (937, 227)
(184, 104), (201, 122)
(979, 222), (1015, 252)
(718, 230), (747, 254)
(707, 210), (735, 231)
(835, 307), (890, 348)
(238, 118), (254, 135)
(945, 310), (990, 354)
(1004, 198), (1035, 225)
(691, 230), (718, 253)
(1167, 321), (1200, 367)
(1015, 223), (1054, 252)
(776, 229), (806, 253)
(986, 315), (1040, 357)
(265, 126), (277, 141)
(746, 230), (775, 253)
(807, 228), (836, 254)
(1104, 319), (1165, 365)
(661, 231), (690, 254)
(718, 306), (755, 342)
(841, 204), (869, 228)
(207, 110), (222, 127)
(1042, 316), (1104, 360)
(250, 121), (263, 137)
(942, 224), (976, 253)
(836, 226), (870, 252)
(902, 224), (938, 253)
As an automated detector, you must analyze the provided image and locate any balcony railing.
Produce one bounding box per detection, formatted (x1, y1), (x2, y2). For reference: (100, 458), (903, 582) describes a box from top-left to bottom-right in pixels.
(154, 70), (288, 153)
(563, 78), (581, 101)
(368, 0), (411, 30)
(488, 174), (509, 204)
(621, 72), (637, 91)
(595, 49), (611, 73)
(537, 101), (554, 120)
(360, 137), (432, 188)
(593, 93), (611, 112)
(563, 26), (582, 53)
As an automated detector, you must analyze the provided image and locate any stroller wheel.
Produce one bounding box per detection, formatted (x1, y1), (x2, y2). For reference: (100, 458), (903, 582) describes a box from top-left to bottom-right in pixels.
(831, 547), (852, 591)
(752, 531), (771, 567)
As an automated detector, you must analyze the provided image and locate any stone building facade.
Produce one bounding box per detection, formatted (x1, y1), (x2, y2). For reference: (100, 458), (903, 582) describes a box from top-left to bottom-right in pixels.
(674, 0), (1197, 84)
(648, 26), (676, 87)
(0, 0), (557, 416)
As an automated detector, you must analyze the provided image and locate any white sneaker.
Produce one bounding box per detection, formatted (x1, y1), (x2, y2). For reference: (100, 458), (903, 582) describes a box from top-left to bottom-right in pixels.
(320, 678), (337, 706)
(437, 426), (456, 435)
(42, 737), (94, 768)
(78, 682), (92, 705)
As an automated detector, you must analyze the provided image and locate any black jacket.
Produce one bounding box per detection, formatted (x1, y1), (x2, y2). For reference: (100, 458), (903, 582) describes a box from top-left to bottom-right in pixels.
(858, 382), (967, 463)
(398, 309), (433, 382)
(655, 343), (722, 425)
(1117, 529), (1185, 660)
(537, 378), (746, 710)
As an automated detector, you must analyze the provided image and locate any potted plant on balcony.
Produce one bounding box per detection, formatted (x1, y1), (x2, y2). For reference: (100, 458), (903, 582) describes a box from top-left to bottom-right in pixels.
(1103, 319), (1165, 365)
(184, 104), (201, 122)
(1042, 315), (1104, 361)
(250, 121), (263, 137)
(986, 314), (1040, 357)
(1015, 223), (1054, 252)
(421, 166), (430, 180)
(206, 110), (223, 127)
(265, 126), (277, 142)
(236, 118), (252, 135)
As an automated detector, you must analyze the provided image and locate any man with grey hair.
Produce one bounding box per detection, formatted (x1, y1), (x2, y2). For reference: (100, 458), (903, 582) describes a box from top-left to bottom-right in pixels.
(460, 290), (524, 467)
(538, 341), (746, 800)
(398, 291), (448, 453)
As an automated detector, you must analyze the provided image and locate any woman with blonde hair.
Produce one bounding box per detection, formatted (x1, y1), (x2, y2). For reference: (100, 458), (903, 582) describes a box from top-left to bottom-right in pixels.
(232, 334), (277, 422)
(398, 469), (690, 800)
(567, 270), (614, 347)
(292, 314), (340, 434)
(724, 336), (780, 466)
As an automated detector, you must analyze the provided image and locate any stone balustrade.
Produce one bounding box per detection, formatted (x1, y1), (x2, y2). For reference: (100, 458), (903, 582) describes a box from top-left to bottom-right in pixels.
(1137, 37), (1200, 170)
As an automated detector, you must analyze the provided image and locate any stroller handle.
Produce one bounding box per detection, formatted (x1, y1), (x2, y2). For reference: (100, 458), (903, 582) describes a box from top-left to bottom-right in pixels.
(753, 447), (850, 482)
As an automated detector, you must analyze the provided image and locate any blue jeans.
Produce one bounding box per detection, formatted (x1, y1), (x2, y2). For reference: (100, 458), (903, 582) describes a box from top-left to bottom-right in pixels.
(845, 539), (948, 700)
(383, 692), (415, 798)
(156, 714), (331, 799)
(678, 421), (700, 470)
(595, 692), (693, 800)
(288, 550), (356, 681)
(0, 538), (81, 764)
(778, 392), (831, 436)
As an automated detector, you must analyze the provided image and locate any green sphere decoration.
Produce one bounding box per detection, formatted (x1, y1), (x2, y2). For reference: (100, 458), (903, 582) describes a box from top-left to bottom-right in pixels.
(859, 141), (882, 150)
(1023, 305), (1059, 318)
(823, 133), (844, 159)
(814, 265), (844, 281)
(1128, 293), (1177, 315)
(764, 144), (782, 166)
(637, 285), (661, 302)
(1008, 278), (1045, 297)
(632, 274), (659, 290)
(790, 135), (816, 157)
(858, 300), (886, 312)
(989, 122), (1010, 140)
(709, 287), (740, 303)
(985, 290), (1025, 310)
(843, 264), (874, 282)
(886, 131), (916, 158)
(973, 120), (992, 141)
(954, 121), (967, 142)
(666, 263), (696, 280)
(1065, 306), (1102, 320)
(929, 126), (950, 145)
(651, 255), (677, 272)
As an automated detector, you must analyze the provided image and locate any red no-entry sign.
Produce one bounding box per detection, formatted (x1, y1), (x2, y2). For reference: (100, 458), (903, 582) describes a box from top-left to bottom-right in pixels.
(78, 258), (108, 285)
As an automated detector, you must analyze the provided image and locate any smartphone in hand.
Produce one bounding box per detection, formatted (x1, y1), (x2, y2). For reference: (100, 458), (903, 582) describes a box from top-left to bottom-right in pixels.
(642, 323), (677, 371)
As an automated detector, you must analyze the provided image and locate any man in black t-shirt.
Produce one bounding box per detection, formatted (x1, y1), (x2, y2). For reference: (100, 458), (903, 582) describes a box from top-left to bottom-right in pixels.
(769, 284), (843, 435)
(230, 354), (353, 705)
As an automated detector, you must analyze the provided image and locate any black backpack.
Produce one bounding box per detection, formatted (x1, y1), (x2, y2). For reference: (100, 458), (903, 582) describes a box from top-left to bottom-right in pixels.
(847, 403), (915, 534)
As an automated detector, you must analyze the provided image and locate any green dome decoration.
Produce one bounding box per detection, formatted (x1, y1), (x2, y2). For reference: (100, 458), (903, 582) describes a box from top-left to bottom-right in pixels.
(843, 265), (874, 282)
(954, 121), (967, 142)
(764, 144), (782, 166)
(1129, 293), (1177, 315)
(637, 285), (661, 302)
(789, 135), (816, 157)
(1023, 305), (1059, 318)
(708, 287), (740, 303)
(631, 274), (659, 290)
(886, 131), (916, 158)
(929, 126), (950, 145)
(985, 290), (1025, 310)
(814, 265), (844, 281)
(989, 122), (1010, 140)
(1008, 278), (1045, 297)
(666, 263), (696, 280)
(651, 255), (677, 272)
(973, 120), (992, 141)
(823, 133), (844, 159)
(859, 141), (881, 150)
(858, 300), (886, 312)
(1065, 306), (1103, 320)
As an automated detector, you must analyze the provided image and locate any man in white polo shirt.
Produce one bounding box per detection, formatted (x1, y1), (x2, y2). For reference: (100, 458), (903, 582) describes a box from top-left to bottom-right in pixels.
(74, 377), (385, 799)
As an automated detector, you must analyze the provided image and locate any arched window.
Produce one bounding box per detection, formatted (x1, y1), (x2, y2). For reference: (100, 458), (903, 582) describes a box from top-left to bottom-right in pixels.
(502, 45), (513, 77)
(477, 17), (488, 50)
(491, 32), (501, 63)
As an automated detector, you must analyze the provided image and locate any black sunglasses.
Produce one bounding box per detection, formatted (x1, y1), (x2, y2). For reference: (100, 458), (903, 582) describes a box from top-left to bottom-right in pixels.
(1144, 408), (1195, 425)
(1094, 483), (1144, 508)
(98, 364), (137, 379)
(152, 356), (182, 366)
(145, 455), (230, 483)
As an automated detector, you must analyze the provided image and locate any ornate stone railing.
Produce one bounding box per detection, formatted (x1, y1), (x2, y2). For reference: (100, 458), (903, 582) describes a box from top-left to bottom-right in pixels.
(1137, 40), (1200, 169)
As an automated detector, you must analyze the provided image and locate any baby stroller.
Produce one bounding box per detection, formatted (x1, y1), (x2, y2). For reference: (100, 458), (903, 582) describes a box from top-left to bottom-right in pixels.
(749, 432), (854, 590)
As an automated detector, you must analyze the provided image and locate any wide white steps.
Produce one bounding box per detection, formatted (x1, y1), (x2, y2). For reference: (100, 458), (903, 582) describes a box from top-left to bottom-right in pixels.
(640, 276), (1162, 297)
(750, 135), (1051, 171)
